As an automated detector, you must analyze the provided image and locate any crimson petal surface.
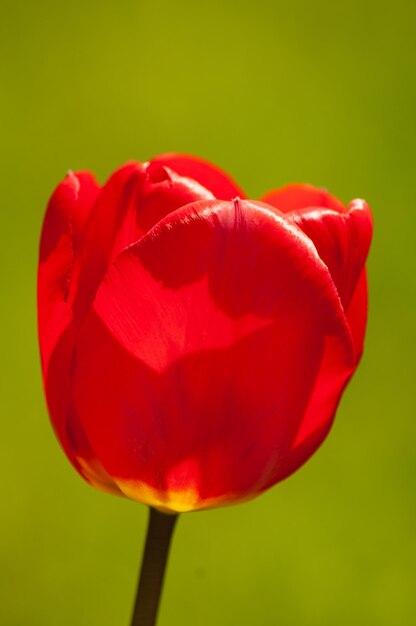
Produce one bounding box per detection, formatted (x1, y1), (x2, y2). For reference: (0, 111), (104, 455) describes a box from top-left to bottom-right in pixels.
(72, 199), (355, 512)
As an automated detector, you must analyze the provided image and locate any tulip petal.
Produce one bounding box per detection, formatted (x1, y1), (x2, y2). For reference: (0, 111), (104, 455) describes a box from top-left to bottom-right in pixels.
(38, 172), (122, 493)
(135, 162), (215, 233)
(261, 186), (372, 336)
(44, 326), (123, 495)
(67, 162), (144, 323)
(151, 153), (245, 200)
(261, 183), (346, 214)
(72, 199), (355, 512)
(250, 197), (372, 482)
(260, 189), (372, 349)
(285, 199), (373, 314)
(38, 170), (100, 373)
(69, 162), (215, 324)
(261, 275), (369, 486)
(344, 270), (368, 360)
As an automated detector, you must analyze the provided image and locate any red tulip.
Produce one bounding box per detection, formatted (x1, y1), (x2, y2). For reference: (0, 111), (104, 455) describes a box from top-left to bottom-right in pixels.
(38, 154), (373, 513)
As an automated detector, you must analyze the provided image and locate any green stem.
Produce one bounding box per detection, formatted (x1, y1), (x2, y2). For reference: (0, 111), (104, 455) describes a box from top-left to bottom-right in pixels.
(130, 507), (178, 626)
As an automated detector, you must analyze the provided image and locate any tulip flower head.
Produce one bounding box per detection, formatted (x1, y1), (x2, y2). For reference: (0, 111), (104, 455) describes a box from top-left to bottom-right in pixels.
(38, 154), (373, 514)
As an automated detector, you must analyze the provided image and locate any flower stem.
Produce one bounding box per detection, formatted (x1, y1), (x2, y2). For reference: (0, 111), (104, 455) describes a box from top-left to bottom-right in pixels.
(130, 507), (178, 626)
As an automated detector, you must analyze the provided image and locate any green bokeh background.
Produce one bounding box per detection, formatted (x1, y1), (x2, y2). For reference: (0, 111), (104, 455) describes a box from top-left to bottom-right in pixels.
(1, 1), (415, 624)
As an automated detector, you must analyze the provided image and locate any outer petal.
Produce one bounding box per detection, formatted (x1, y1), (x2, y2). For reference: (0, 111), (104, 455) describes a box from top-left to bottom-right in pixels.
(69, 162), (215, 324)
(44, 326), (123, 495)
(40, 161), (219, 497)
(344, 270), (368, 361)
(260, 189), (373, 356)
(72, 199), (355, 512)
(261, 183), (346, 213)
(67, 162), (144, 324)
(286, 199), (373, 313)
(38, 170), (100, 374)
(254, 197), (372, 482)
(267, 270), (368, 483)
(151, 153), (245, 200)
(38, 171), (121, 493)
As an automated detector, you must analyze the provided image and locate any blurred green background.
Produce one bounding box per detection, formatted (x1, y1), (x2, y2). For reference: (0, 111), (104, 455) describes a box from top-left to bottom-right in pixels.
(1, 0), (415, 624)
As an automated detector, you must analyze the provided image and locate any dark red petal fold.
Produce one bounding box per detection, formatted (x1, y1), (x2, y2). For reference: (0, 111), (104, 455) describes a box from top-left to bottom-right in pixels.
(72, 199), (354, 512)
(151, 153), (245, 200)
(261, 183), (346, 214)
